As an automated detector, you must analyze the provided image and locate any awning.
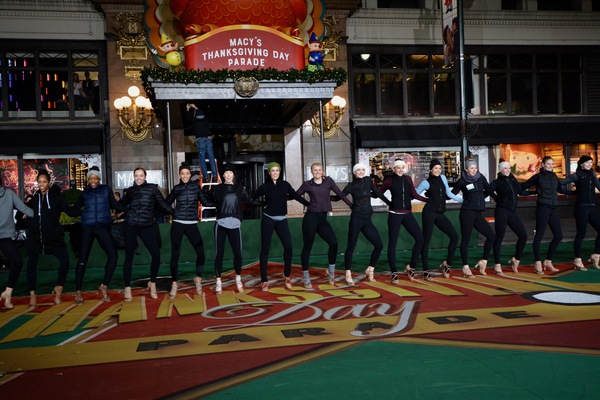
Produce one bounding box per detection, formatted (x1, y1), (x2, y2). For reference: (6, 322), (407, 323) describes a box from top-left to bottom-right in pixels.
(353, 116), (600, 148)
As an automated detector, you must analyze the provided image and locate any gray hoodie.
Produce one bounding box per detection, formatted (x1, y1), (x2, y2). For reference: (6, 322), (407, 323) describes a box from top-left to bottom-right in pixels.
(0, 187), (33, 240)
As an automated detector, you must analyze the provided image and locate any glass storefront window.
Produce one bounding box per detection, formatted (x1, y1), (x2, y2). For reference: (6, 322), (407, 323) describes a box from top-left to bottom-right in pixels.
(39, 51), (68, 68)
(380, 73), (403, 115)
(499, 143), (567, 181)
(380, 54), (403, 69)
(351, 53), (375, 69)
(487, 72), (507, 114)
(6, 51), (35, 68)
(40, 70), (68, 116)
(352, 73), (377, 115)
(2, 45), (104, 120)
(358, 147), (462, 191)
(406, 72), (429, 116)
(8, 70), (36, 114)
(562, 72), (582, 114)
(511, 72), (533, 114)
(569, 143), (599, 175)
(537, 72), (558, 114)
(407, 54), (429, 70)
(433, 72), (455, 115)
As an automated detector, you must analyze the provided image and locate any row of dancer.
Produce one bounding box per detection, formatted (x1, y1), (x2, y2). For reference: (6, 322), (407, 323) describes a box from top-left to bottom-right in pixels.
(1, 155), (599, 306)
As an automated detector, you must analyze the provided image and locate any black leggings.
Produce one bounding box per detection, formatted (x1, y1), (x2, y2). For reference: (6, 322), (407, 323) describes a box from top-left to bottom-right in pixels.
(76, 226), (118, 290)
(0, 238), (24, 288)
(123, 224), (161, 286)
(493, 207), (527, 264)
(170, 222), (205, 280)
(260, 217), (293, 282)
(421, 210), (458, 270)
(533, 205), (563, 262)
(573, 205), (600, 257)
(27, 246), (70, 292)
(344, 213), (383, 270)
(459, 209), (495, 265)
(387, 212), (423, 273)
(214, 224), (242, 277)
(301, 211), (338, 271)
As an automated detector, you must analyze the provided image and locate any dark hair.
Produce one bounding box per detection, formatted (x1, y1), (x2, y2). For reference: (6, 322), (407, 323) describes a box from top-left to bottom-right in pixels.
(179, 162), (191, 173)
(37, 169), (51, 182)
(133, 167), (147, 177)
(541, 156), (553, 164)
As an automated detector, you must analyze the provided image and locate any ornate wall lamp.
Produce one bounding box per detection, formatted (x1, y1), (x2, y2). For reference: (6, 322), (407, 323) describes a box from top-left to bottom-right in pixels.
(113, 85), (154, 142)
(311, 95), (347, 139)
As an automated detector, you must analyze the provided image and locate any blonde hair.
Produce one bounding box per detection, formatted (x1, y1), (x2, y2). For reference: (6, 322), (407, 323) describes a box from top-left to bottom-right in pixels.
(310, 162), (326, 177)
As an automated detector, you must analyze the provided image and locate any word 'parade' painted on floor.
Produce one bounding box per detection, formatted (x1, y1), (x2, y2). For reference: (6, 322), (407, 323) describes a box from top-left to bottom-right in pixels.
(1, 262), (599, 398)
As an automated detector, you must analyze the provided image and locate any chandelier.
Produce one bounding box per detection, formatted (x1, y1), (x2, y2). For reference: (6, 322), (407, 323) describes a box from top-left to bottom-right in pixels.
(113, 86), (154, 142)
(311, 95), (346, 140)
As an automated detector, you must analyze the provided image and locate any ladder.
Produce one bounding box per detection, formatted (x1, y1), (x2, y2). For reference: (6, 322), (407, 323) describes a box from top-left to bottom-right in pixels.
(195, 160), (220, 222)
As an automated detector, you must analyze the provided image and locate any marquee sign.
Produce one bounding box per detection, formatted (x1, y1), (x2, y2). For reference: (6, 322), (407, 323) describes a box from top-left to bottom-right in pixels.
(184, 25), (305, 71)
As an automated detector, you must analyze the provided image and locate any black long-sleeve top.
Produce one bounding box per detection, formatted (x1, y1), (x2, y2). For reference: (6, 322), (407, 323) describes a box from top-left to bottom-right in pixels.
(380, 174), (427, 213)
(339, 176), (391, 216)
(252, 179), (309, 217)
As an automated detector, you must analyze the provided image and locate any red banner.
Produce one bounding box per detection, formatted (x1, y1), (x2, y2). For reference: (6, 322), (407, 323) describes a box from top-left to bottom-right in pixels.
(184, 25), (305, 71)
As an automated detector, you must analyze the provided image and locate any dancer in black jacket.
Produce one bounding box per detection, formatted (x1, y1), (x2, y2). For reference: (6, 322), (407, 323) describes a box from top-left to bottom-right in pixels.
(201, 165), (261, 294)
(252, 162), (310, 291)
(560, 155), (600, 270)
(452, 159), (497, 277)
(26, 169), (79, 307)
(165, 163), (207, 298)
(415, 159), (463, 279)
(521, 156), (570, 274)
(335, 163), (391, 284)
(380, 160), (427, 283)
(489, 161), (530, 274)
(121, 168), (173, 301)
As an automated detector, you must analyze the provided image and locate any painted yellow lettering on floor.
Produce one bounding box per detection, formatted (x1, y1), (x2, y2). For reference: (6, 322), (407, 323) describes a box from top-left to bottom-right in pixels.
(1, 302), (75, 343)
(2, 302), (598, 372)
(41, 300), (103, 336)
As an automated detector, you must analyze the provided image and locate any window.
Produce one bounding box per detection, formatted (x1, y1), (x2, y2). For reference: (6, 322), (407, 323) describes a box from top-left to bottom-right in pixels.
(0, 42), (105, 120)
(349, 48), (586, 118)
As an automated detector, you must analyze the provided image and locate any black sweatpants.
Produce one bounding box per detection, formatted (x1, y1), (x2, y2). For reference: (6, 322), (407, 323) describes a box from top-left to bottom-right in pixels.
(0, 238), (24, 288)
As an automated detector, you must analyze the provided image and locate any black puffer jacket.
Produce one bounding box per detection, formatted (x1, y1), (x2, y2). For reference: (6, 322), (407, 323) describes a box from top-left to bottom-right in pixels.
(121, 181), (172, 227)
(166, 179), (202, 221)
(490, 172), (530, 212)
(27, 185), (78, 254)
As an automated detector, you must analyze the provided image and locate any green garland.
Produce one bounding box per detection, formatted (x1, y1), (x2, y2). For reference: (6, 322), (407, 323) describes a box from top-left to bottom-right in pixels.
(141, 66), (348, 89)
(140, 67), (348, 118)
